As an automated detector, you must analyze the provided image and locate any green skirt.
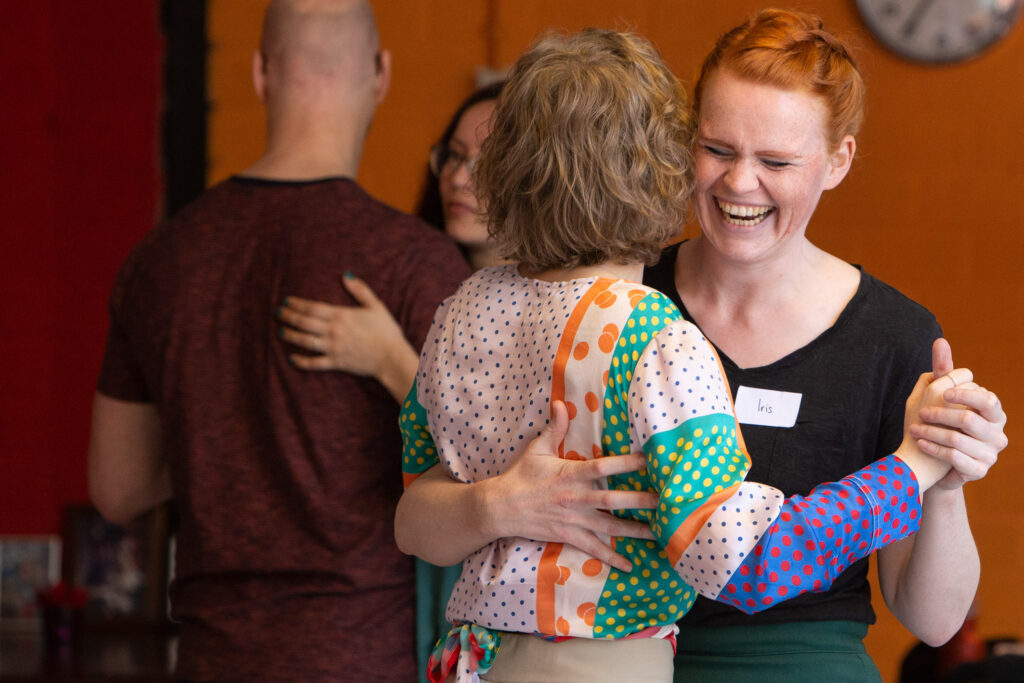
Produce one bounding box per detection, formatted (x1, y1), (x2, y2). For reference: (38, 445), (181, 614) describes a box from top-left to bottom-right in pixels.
(415, 559), (462, 683)
(673, 620), (881, 683)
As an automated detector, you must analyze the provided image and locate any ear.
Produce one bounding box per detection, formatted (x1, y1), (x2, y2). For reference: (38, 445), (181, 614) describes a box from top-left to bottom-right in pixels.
(252, 50), (267, 102)
(823, 134), (855, 190)
(373, 49), (392, 105)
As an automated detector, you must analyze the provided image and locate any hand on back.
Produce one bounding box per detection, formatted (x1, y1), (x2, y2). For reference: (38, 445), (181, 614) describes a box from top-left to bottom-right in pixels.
(484, 401), (658, 573)
(277, 273), (408, 375)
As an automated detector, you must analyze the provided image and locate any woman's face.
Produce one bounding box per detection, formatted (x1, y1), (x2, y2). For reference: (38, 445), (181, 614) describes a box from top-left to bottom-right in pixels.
(439, 99), (496, 250)
(692, 69), (853, 266)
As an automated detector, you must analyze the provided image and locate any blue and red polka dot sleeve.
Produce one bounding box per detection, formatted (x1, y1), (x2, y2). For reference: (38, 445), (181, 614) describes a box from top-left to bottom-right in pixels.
(717, 455), (922, 613)
(621, 317), (925, 614)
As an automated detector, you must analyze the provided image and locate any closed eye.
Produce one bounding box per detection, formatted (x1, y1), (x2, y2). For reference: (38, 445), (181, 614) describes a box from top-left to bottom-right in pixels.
(762, 159), (790, 169)
(702, 144), (731, 158)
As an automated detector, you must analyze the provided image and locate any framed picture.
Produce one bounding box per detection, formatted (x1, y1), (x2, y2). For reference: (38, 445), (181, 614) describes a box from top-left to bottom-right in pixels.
(62, 504), (171, 628)
(0, 535), (61, 623)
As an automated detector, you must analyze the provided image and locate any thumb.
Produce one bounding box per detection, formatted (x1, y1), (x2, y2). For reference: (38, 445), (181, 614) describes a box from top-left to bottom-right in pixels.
(525, 400), (570, 458)
(547, 399), (570, 446)
(931, 337), (953, 378)
(342, 272), (385, 309)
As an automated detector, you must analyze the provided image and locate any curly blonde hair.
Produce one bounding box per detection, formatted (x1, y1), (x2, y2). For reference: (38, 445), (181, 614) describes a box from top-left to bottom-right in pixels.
(474, 29), (694, 272)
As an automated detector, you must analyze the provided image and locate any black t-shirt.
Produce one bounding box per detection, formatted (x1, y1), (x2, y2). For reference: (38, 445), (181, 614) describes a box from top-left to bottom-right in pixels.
(644, 243), (941, 627)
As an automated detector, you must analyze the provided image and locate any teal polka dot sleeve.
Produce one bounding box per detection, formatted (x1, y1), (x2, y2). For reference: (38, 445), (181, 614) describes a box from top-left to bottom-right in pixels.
(401, 379), (439, 486)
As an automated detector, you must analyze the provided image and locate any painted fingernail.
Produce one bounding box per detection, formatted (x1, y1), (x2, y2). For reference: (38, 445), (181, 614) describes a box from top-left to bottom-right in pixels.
(275, 306), (283, 318)
(343, 271), (354, 279)
(281, 297), (289, 307)
(278, 327), (285, 338)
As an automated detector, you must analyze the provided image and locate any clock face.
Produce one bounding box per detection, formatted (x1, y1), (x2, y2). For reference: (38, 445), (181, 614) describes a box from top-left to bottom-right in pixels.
(857, 0), (1023, 64)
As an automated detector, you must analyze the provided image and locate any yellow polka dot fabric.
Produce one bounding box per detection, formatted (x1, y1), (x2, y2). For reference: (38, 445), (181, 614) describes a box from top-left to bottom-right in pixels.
(400, 380), (438, 481)
(403, 267), (751, 641)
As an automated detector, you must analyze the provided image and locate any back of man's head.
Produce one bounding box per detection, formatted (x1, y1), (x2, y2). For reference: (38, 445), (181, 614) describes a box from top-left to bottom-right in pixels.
(250, 0), (388, 177)
(258, 0), (381, 119)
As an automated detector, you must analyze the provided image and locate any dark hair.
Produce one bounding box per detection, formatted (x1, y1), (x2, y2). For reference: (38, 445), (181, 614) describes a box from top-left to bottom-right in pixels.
(414, 80), (505, 228)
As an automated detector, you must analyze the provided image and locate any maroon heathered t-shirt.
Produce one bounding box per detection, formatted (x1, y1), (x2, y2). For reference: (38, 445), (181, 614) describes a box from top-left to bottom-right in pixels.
(97, 177), (470, 681)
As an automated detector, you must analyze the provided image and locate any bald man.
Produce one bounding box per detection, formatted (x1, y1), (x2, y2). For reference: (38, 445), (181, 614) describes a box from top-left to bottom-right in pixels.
(88, 1), (469, 679)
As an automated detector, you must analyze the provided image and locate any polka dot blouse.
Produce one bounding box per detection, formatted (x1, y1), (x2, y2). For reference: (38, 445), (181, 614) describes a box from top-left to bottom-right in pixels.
(400, 264), (923, 641)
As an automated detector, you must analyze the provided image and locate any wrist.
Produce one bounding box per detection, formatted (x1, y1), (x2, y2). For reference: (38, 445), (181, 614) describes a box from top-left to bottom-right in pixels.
(895, 438), (955, 493)
(376, 335), (404, 374)
(922, 483), (964, 510)
(471, 475), (506, 542)
(376, 340), (418, 403)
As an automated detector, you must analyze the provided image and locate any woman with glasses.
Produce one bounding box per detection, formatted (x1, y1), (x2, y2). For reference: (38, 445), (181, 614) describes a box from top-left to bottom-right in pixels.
(423, 81), (508, 272)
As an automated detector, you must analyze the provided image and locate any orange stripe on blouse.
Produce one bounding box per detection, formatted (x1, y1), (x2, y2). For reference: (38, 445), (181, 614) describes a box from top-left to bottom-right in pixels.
(535, 542), (565, 635)
(664, 484), (739, 566)
(549, 278), (614, 457)
(538, 279), (613, 636)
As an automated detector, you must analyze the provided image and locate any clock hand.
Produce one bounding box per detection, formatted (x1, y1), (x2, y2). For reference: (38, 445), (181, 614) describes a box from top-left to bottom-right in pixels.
(902, 0), (937, 38)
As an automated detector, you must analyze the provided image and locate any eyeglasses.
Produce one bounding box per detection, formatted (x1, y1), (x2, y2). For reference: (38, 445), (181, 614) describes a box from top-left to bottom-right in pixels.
(429, 144), (477, 178)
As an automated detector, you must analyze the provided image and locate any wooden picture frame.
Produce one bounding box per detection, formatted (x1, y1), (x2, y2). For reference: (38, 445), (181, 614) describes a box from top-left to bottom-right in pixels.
(61, 504), (170, 629)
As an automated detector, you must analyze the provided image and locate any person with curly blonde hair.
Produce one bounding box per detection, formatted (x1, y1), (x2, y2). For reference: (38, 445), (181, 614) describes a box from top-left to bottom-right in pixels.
(478, 29), (692, 272)
(394, 28), (963, 683)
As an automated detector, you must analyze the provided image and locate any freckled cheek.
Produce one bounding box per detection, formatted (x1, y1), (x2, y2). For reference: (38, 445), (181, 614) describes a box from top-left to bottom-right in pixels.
(693, 155), (719, 188)
(695, 162), (726, 209)
(775, 192), (819, 233)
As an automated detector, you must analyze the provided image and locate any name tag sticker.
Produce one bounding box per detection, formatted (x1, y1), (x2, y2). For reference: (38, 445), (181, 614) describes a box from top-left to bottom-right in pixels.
(734, 386), (803, 428)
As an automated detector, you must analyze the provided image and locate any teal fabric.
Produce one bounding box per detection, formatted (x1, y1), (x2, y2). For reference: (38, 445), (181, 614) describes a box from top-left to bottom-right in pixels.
(415, 558), (461, 683)
(400, 379), (438, 478)
(673, 620), (881, 683)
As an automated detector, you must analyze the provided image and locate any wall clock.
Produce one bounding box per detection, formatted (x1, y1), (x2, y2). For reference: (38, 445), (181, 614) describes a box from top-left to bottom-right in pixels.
(856, 0), (1023, 64)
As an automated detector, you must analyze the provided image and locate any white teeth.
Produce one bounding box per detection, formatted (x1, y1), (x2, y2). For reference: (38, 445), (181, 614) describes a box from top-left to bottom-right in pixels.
(716, 199), (773, 225)
(717, 200), (772, 217)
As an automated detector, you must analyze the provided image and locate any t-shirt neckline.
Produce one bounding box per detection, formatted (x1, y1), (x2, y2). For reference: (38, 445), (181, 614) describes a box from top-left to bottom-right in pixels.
(659, 243), (870, 375)
(229, 175), (354, 187)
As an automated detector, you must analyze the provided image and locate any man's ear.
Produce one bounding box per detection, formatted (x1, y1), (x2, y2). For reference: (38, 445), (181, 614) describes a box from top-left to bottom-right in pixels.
(252, 50), (267, 102)
(373, 49), (392, 105)
(824, 134), (855, 191)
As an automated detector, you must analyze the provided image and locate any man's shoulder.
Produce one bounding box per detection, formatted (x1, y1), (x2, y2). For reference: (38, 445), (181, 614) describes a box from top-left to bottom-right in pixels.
(345, 187), (449, 244)
(347, 195), (467, 281)
(162, 177), (448, 246)
(166, 176), (248, 219)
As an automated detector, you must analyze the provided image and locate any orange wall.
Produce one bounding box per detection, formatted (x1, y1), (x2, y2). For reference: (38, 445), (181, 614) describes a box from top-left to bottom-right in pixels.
(207, 2), (1023, 680)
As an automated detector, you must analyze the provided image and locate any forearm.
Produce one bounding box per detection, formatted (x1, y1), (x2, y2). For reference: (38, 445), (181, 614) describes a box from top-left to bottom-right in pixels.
(91, 458), (172, 525)
(88, 393), (172, 525)
(395, 465), (499, 565)
(395, 454), (660, 571)
(877, 486), (979, 645)
(376, 338), (419, 403)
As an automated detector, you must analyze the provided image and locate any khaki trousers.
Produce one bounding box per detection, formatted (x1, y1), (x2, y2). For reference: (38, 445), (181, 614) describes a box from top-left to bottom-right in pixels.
(475, 632), (673, 682)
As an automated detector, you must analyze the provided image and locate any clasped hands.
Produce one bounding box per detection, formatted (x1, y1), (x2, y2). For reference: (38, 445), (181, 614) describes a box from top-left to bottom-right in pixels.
(910, 338), (1007, 490)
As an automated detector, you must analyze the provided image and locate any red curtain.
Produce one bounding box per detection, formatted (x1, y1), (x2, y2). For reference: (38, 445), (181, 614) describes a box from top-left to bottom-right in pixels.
(0, 2), (162, 533)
